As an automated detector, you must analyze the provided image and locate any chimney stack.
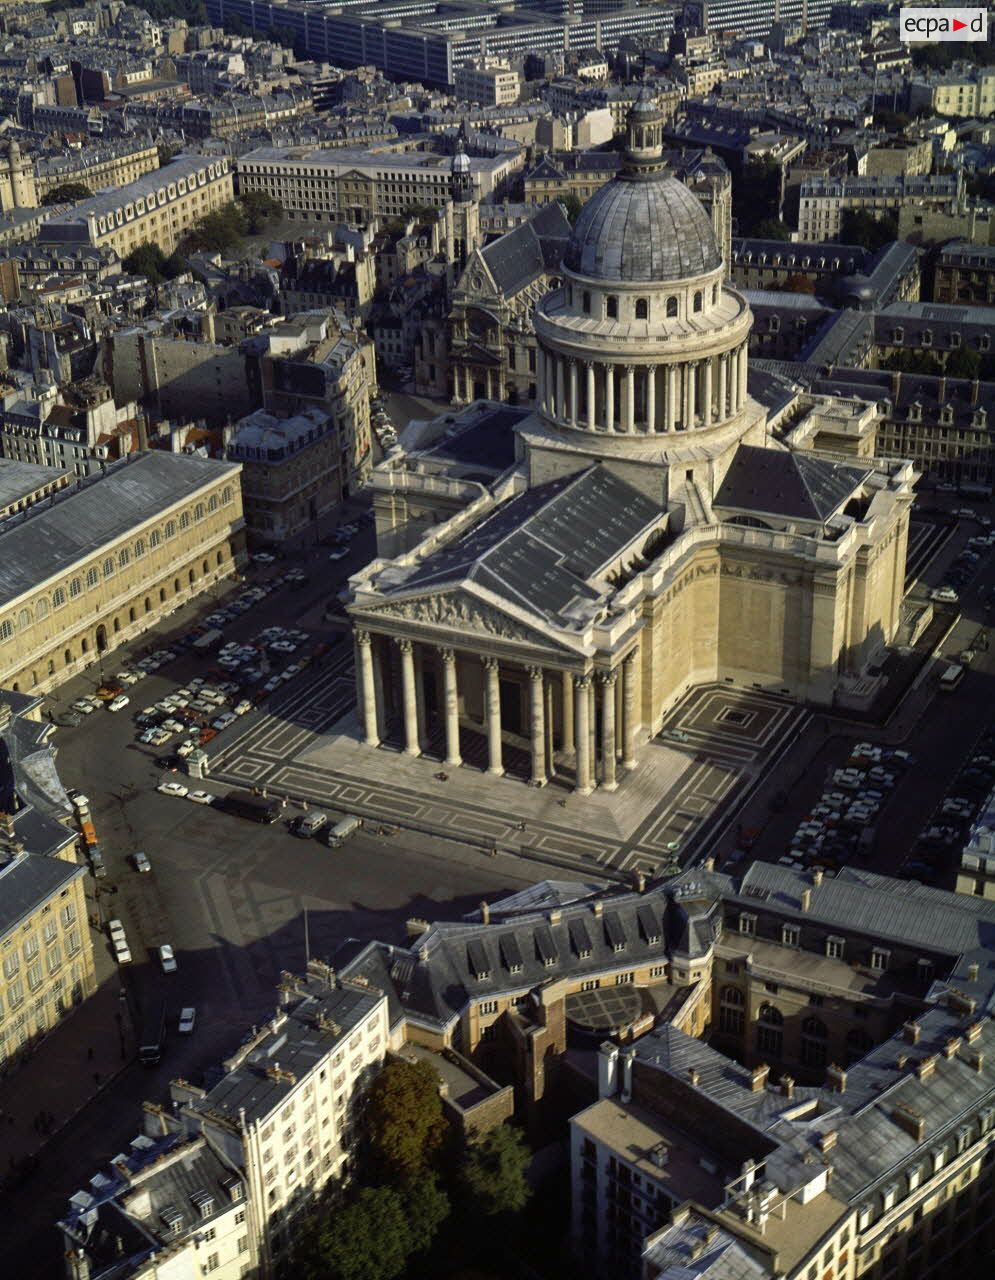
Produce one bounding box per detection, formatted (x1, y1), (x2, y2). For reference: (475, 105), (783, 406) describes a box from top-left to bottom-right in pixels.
(892, 1104), (925, 1141)
(634, 870), (646, 893)
(800, 888), (811, 913)
(826, 1063), (847, 1093)
(782, 1074), (795, 1099)
(703, 855), (715, 872)
(750, 1063), (769, 1093)
(688, 1067), (700, 1087)
(593, 900), (603, 917)
(966, 1021), (983, 1044)
(968, 962), (979, 982)
(903, 1020), (921, 1045)
(480, 900), (490, 925)
(819, 1130), (838, 1153)
(812, 867), (823, 888)
(943, 1037), (962, 1059)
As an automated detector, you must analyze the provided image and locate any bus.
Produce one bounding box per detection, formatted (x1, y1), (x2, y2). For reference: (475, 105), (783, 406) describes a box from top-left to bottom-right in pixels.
(939, 663), (965, 693)
(222, 789), (281, 824)
(139, 1000), (166, 1066)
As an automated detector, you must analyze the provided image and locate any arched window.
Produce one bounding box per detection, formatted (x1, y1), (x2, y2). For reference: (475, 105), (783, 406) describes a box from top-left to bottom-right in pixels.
(582, 290), (591, 314)
(52, 588), (66, 609)
(693, 291), (703, 313)
(666, 296), (678, 318)
(718, 986), (745, 1035)
(64, 648), (72, 666)
(606, 295), (618, 319)
(179, 511), (190, 530)
(208, 495), (218, 513)
(757, 1003), (783, 1057)
(47, 658), (55, 676)
(36, 599), (48, 621)
(134, 538), (146, 558)
(635, 298), (648, 320)
(846, 1028), (873, 1063)
(164, 520), (176, 539)
(194, 503), (205, 521)
(149, 530), (161, 548)
(144, 597), (151, 613)
(712, 284), (719, 305)
(202, 560), (209, 575)
(159, 587), (166, 603)
(216, 549), (225, 566)
(119, 547), (130, 568)
(222, 487), (233, 505)
(103, 557), (114, 577)
(86, 567), (99, 588)
(801, 1016), (828, 1069)
(69, 578), (82, 599)
(17, 607), (31, 629)
(0, 619), (12, 642)
(129, 606), (137, 623)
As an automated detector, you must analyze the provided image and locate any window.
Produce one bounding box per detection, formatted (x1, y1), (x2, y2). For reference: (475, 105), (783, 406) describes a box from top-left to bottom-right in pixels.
(86, 567), (99, 588)
(204, 1254), (220, 1273)
(693, 291), (703, 313)
(134, 538), (146, 558)
(738, 913), (756, 936)
(118, 547), (130, 568)
(825, 936), (845, 960)
(616, 972), (634, 984)
(150, 530), (161, 548)
(871, 947), (890, 971)
(478, 1000), (498, 1015)
(17, 607), (30, 629)
(719, 986), (744, 1035)
(195, 503), (205, 521)
(53, 587), (66, 608)
(801, 1016), (828, 1068)
(0, 620), (11, 642)
(165, 520), (176, 539)
(103, 557), (114, 577)
(666, 296), (678, 317)
(606, 295), (618, 319)
(69, 578), (81, 598)
(756, 1003), (783, 1056)
(36, 599), (48, 621)
(582, 290), (591, 314)
(635, 298), (648, 320)
(782, 924), (799, 948)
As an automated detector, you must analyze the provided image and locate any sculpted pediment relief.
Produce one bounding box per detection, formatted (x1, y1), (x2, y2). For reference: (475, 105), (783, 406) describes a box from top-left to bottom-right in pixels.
(362, 592), (565, 650)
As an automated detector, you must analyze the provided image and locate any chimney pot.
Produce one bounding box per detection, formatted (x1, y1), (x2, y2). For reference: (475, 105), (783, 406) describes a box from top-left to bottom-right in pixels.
(968, 962), (979, 982)
(750, 1063), (769, 1092)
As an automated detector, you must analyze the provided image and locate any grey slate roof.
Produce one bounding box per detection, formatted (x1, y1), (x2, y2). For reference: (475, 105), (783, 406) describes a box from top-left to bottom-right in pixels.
(481, 200), (571, 297)
(714, 445), (869, 522)
(0, 452), (240, 608)
(0, 458), (68, 510)
(395, 466), (662, 628)
(0, 852), (84, 937)
(565, 172), (721, 282)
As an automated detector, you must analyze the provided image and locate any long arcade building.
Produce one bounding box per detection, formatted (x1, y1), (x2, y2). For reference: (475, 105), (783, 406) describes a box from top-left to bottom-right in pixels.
(0, 452), (244, 695)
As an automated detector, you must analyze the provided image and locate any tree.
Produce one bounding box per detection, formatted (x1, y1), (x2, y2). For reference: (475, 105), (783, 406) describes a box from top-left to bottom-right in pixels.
(237, 190), (283, 234)
(298, 1187), (411, 1280)
(840, 208), (898, 252)
(560, 193), (584, 225)
(42, 182), (91, 205)
(157, 142), (180, 168)
(364, 1058), (446, 1182)
(123, 242), (187, 283)
(946, 345), (982, 380)
(460, 1124), (532, 1217)
(782, 273), (816, 295)
(180, 203), (247, 254)
(402, 1175), (450, 1254)
(754, 218), (792, 241)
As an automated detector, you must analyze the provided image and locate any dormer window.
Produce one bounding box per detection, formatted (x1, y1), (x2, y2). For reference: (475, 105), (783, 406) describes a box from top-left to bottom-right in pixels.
(738, 913), (756, 936)
(950, 331), (962, 348)
(893, 327), (904, 344)
(922, 329), (932, 347)
(940, 405), (953, 425)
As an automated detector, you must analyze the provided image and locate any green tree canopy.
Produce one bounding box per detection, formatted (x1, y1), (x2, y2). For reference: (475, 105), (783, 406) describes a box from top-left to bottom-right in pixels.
(402, 1175), (450, 1252)
(298, 1187), (411, 1280)
(560, 192), (584, 225)
(122, 242), (187, 284)
(946, 345), (982, 380)
(238, 190), (284, 234)
(460, 1124), (532, 1217)
(365, 1058), (446, 1182)
(839, 208), (898, 252)
(42, 182), (92, 205)
(754, 218), (792, 241)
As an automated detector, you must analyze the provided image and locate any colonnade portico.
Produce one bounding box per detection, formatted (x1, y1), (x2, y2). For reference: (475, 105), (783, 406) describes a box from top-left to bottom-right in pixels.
(353, 628), (639, 792)
(535, 344), (749, 435)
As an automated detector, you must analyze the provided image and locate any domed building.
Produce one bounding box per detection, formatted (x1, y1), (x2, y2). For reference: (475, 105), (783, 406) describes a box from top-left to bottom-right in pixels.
(347, 102), (915, 794)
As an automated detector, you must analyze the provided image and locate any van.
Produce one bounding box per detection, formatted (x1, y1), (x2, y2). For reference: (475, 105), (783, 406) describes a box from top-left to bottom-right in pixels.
(89, 847), (106, 879)
(294, 811), (328, 839)
(326, 815), (361, 848)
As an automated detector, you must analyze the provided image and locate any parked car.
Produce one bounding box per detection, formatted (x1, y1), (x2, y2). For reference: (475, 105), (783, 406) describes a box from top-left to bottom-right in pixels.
(178, 1007), (197, 1034)
(158, 944), (178, 974)
(108, 695), (130, 712)
(157, 781), (189, 798)
(132, 850), (151, 873)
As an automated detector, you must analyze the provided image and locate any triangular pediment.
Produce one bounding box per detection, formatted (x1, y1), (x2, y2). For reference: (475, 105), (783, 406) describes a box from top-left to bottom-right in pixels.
(358, 589), (573, 652)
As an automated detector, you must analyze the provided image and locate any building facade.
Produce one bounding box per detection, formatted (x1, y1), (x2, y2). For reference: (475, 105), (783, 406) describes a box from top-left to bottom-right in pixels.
(455, 60), (521, 107)
(345, 99), (914, 792)
(37, 156), (234, 257)
(0, 451), (245, 695)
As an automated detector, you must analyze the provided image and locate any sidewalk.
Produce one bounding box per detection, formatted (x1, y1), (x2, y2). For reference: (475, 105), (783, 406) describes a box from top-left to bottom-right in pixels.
(0, 971), (135, 1176)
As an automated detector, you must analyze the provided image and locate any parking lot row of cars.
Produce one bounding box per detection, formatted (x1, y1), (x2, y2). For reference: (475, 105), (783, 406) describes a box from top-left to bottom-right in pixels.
(931, 524), (995, 605)
(778, 742), (914, 874)
(902, 726), (995, 883)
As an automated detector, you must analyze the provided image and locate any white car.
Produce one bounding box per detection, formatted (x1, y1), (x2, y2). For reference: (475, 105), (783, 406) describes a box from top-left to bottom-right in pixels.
(114, 943), (133, 965)
(157, 781), (189, 798)
(233, 700), (253, 716)
(159, 944), (178, 973)
(328, 548), (348, 562)
(212, 713), (237, 731)
(187, 790), (214, 806)
(108, 694), (130, 712)
(132, 850), (151, 873)
(253, 552), (276, 565)
(107, 918), (126, 941)
(271, 640), (298, 654)
(178, 1007), (197, 1034)
(176, 739), (197, 758)
(72, 699), (97, 715)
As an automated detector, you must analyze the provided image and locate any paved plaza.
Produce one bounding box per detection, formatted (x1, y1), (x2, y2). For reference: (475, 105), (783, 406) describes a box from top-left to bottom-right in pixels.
(209, 650), (808, 879)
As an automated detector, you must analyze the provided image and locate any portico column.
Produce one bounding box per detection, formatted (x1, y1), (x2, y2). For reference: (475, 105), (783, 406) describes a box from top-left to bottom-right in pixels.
(646, 364), (656, 433)
(440, 647), (461, 767)
(544, 351), (555, 414)
(562, 670), (574, 755)
(586, 362), (596, 431)
(739, 343), (749, 405)
(624, 365), (635, 433)
(398, 639), (419, 757)
(485, 368), (493, 400)
(702, 356), (713, 428)
(556, 357), (565, 421)
(483, 656), (503, 776)
(356, 629), (379, 747)
(621, 651), (638, 770)
(569, 359), (578, 426)
(666, 364), (677, 431)
(528, 666), (546, 786)
(535, 347), (544, 408)
(718, 351), (727, 422)
(600, 670), (618, 791)
(604, 364), (615, 431)
(574, 674), (593, 795)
